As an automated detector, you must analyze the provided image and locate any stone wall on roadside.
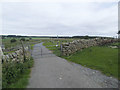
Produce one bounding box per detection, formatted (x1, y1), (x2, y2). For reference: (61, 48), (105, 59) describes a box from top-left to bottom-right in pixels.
(2, 46), (31, 63)
(61, 38), (118, 56)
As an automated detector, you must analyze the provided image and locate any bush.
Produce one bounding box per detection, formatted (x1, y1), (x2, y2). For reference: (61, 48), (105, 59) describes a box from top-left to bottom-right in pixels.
(26, 39), (29, 41)
(29, 37), (32, 40)
(10, 39), (17, 43)
(2, 58), (33, 88)
(20, 38), (26, 41)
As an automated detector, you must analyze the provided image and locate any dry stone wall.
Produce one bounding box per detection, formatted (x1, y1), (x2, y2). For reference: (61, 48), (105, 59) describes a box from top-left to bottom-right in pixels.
(61, 38), (118, 56)
(2, 46), (31, 63)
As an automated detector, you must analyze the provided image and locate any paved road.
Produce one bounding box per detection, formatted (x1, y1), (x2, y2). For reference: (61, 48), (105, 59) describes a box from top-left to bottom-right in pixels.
(27, 43), (118, 88)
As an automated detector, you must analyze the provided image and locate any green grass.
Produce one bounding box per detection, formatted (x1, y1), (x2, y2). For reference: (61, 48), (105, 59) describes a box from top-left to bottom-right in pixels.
(8, 69), (31, 88)
(63, 46), (118, 79)
(43, 41), (62, 56)
(2, 37), (42, 55)
(3, 58), (34, 88)
(30, 44), (35, 50)
(43, 41), (119, 79)
(3, 51), (16, 55)
(2, 38), (21, 49)
(0, 64), (1, 89)
(6, 50), (34, 88)
(48, 46), (61, 56)
(43, 41), (57, 46)
(32, 37), (50, 40)
(111, 42), (120, 46)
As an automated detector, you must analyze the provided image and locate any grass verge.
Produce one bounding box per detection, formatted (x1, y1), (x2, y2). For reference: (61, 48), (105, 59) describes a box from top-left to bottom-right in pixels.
(2, 57), (34, 88)
(8, 69), (31, 88)
(43, 42), (61, 56)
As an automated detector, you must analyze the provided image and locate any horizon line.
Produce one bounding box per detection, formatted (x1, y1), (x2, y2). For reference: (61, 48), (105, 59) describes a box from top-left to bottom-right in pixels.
(0, 34), (117, 38)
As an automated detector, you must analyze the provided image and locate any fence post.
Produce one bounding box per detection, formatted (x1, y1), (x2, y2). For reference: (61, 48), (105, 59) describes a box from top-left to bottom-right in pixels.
(27, 42), (31, 60)
(0, 47), (3, 64)
(60, 42), (63, 56)
(20, 40), (26, 62)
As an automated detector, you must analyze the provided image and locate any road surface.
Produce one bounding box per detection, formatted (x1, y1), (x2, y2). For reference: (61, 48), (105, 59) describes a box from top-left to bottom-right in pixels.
(27, 43), (118, 88)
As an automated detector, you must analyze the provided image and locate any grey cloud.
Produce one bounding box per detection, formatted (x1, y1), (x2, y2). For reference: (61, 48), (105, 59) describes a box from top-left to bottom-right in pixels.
(1, 2), (118, 37)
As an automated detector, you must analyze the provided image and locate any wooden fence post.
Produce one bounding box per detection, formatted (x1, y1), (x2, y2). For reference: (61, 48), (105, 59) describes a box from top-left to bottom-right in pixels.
(60, 42), (63, 56)
(20, 40), (26, 62)
(27, 42), (31, 60)
(0, 46), (3, 64)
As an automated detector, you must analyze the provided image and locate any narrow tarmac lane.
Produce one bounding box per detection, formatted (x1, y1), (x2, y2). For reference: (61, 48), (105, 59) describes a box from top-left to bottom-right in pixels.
(27, 43), (117, 88)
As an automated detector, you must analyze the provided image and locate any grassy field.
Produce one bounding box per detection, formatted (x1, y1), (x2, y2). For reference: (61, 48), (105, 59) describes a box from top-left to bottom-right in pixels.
(43, 41), (119, 79)
(2, 37), (42, 49)
(2, 38), (21, 49)
(2, 37), (42, 55)
(8, 68), (31, 88)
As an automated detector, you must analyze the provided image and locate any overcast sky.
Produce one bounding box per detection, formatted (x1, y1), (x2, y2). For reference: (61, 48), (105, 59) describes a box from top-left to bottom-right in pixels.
(1, 1), (118, 37)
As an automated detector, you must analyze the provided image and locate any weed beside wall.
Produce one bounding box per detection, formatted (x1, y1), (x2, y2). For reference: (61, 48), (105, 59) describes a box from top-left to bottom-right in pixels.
(2, 58), (33, 88)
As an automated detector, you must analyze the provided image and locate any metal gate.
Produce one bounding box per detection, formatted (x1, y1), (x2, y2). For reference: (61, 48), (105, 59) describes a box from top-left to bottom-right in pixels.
(32, 45), (56, 58)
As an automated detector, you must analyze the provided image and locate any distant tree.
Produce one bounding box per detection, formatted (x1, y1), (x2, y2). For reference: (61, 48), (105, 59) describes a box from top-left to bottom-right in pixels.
(26, 39), (29, 41)
(10, 39), (17, 43)
(84, 35), (89, 39)
(2, 36), (5, 39)
(7, 35), (17, 37)
(29, 37), (32, 40)
(20, 38), (26, 41)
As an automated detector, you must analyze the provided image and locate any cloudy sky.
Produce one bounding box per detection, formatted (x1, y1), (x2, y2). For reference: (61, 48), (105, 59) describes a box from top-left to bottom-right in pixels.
(1, 1), (118, 37)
